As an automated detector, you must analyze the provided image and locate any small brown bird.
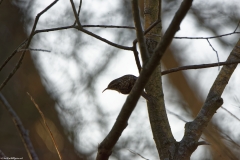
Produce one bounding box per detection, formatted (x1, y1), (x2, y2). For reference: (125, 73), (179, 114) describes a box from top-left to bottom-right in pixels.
(102, 74), (150, 101)
(102, 75), (137, 94)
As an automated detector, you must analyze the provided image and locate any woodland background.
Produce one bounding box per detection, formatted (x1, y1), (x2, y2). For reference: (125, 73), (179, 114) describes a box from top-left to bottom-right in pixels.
(0, 0), (240, 159)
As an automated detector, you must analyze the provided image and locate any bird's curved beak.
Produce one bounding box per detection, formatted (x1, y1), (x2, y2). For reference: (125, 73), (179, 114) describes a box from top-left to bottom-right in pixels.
(102, 88), (108, 93)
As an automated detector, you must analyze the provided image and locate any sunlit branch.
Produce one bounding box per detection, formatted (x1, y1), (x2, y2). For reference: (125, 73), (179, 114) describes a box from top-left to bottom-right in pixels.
(0, 93), (39, 160)
(161, 60), (240, 75)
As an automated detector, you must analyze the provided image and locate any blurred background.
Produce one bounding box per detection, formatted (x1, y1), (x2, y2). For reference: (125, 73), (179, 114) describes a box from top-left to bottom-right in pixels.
(0, 0), (240, 159)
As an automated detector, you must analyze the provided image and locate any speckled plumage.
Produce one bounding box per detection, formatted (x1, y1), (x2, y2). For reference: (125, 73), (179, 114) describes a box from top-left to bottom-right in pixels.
(102, 75), (137, 94)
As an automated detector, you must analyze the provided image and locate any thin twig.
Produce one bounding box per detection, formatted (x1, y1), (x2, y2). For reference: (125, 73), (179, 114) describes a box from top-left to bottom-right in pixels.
(213, 127), (240, 149)
(27, 93), (62, 160)
(73, 0), (82, 26)
(206, 39), (220, 69)
(143, 19), (161, 35)
(34, 25), (74, 34)
(34, 25), (133, 51)
(161, 60), (240, 75)
(82, 24), (135, 29)
(221, 106), (240, 122)
(174, 32), (240, 40)
(0, 39), (28, 72)
(132, 0), (149, 64)
(132, 19), (162, 73)
(0, 93), (38, 160)
(233, 21), (240, 32)
(70, 0), (82, 28)
(19, 48), (51, 53)
(197, 141), (210, 146)
(167, 109), (187, 122)
(79, 28), (133, 50)
(126, 148), (149, 160)
(0, 0), (59, 92)
(132, 42), (142, 73)
(175, 19), (240, 40)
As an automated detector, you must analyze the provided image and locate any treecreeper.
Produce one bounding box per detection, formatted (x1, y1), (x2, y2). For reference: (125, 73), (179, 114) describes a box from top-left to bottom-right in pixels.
(102, 74), (151, 101)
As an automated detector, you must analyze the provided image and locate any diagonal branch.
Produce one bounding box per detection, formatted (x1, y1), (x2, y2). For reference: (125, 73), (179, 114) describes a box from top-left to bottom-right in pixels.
(176, 39), (240, 159)
(132, 0), (149, 64)
(96, 0), (193, 159)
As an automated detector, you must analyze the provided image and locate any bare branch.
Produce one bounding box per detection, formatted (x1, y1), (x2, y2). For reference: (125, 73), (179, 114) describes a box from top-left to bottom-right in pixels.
(221, 106), (240, 122)
(132, 19), (162, 73)
(79, 28), (133, 50)
(177, 39), (240, 159)
(34, 25), (74, 34)
(167, 109), (187, 122)
(174, 32), (240, 40)
(161, 60), (240, 75)
(96, 0), (193, 159)
(82, 24), (135, 29)
(233, 21), (240, 32)
(126, 148), (149, 160)
(0, 93), (38, 160)
(0, 0), (59, 91)
(27, 93), (62, 160)
(19, 48), (51, 53)
(132, 0), (149, 64)
(132, 41), (142, 73)
(206, 39), (220, 68)
(69, 0), (82, 28)
(73, 0), (82, 26)
(0, 39), (28, 72)
(197, 141), (210, 146)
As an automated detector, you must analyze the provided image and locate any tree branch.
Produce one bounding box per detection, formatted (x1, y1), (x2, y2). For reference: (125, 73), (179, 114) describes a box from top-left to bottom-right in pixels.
(176, 39), (240, 159)
(132, 0), (149, 64)
(161, 60), (240, 75)
(96, 0), (193, 159)
(0, 0), (59, 91)
(69, 0), (82, 28)
(73, 0), (82, 26)
(0, 93), (38, 160)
